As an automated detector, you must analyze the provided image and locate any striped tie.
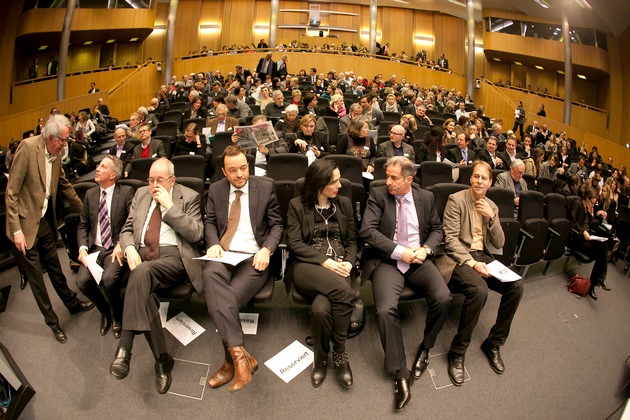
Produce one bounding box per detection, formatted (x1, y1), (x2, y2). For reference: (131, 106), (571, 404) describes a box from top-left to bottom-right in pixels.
(99, 190), (113, 249)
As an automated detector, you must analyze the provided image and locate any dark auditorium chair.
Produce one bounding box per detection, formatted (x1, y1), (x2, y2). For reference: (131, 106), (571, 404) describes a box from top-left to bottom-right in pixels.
(372, 157), (389, 180)
(418, 161), (453, 190)
(169, 102), (186, 112)
(183, 118), (206, 134)
(117, 178), (147, 192)
(514, 190), (549, 276)
(457, 165), (473, 185)
(432, 183), (469, 220)
(163, 110), (184, 129)
(382, 111), (401, 122)
(321, 116), (341, 149)
(266, 154), (309, 181)
(127, 158), (157, 181)
(562, 196), (595, 272)
(542, 193), (571, 275)
(536, 177), (555, 195)
(323, 155), (363, 184)
(486, 187), (520, 267)
(151, 135), (174, 158)
(154, 120), (178, 139)
(522, 174), (536, 191)
(172, 155), (205, 179)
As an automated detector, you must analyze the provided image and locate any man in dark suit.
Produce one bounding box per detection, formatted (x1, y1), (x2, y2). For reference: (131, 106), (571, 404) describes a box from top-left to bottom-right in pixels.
(435, 161), (523, 386)
(255, 53), (275, 81)
(76, 155), (134, 339)
(88, 82), (100, 94)
(109, 128), (135, 170)
(109, 158), (204, 394)
(204, 145), (283, 393)
(477, 136), (505, 169)
(97, 98), (110, 117)
(438, 54), (449, 69)
(497, 135), (521, 169)
(5, 114), (93, 344)
(377, 124), (415, 162)
(448, 133), (476, 166)
(360, 156), (450, 412)
(125, 123), (167, 175)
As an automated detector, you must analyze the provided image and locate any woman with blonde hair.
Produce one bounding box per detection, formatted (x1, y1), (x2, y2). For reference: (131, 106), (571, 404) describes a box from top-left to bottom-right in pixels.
(327, 94), (346, 118)
(399, 114), (417, 143)
(384, 94), (402, 114)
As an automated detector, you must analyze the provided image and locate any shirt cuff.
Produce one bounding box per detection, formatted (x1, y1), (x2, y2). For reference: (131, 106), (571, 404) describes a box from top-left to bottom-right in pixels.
(465, 259), (477, 268)
(124, 245), (136, 257)
(13, 230), (22, 235)
(391, 245), (405, 261)
(79, 246), (89, 253)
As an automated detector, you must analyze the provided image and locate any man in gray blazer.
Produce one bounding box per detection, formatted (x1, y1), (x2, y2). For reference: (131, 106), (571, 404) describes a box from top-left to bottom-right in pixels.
(494, 159), (527, 207)
(435, 161), (523, 387)
(204, 145), (283, 393)
(109, 158), (203, 395)
(360, 156), (450, 412)
(377, 124), (415, 162)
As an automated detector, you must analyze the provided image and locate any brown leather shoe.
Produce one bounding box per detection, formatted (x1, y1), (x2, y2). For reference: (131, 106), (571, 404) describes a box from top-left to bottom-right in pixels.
(208, 360), (234, 388)
(228, 346), (258, 392)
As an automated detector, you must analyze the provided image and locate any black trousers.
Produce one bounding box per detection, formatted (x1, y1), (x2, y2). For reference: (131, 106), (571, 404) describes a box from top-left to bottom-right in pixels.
(14, 211), (81, 328)
(372, 259), (451, 373)
(122, 246), (184, 332)
(203, 258), (268, 349)
(575, 239), (608, 288)
(76, 245), (127, 323)
(448, 251), (524, 355)
(292, 263), (355, 356)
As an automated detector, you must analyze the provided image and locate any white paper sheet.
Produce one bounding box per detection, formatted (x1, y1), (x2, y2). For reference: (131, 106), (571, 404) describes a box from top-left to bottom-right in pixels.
(590, 235), (608, 242)
(264, 340), (313, 383)
(159, 302), (170, 326)
(362, 171), (374, 180)
(487, 260), (521, 282)
(84, 251), (103, 285)
(164, 312), (205, 346)
(239, 313), (259, 335)
(254, 166), (267, 177)
(194, 251), (253, 266)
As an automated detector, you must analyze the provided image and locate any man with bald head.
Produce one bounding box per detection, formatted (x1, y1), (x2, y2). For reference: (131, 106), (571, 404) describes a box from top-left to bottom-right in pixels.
(377, 124), (415, 161)
(109, 127), (135, 169)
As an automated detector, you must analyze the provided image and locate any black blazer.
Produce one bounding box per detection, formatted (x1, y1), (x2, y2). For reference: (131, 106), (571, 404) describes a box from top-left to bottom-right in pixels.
(290, 131), (332, 156)
(477, 148), (504, 169)
(183, 107), (208, 120)
(108, 141), (136, 168)
(359, 184), (443, 282)
(447, 147), (476, 165)
(285, 196), (357, 289)
(78, 184), (134, 250)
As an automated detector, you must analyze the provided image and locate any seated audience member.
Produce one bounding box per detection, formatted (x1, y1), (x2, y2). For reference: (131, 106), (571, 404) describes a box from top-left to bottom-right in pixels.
(447, 133), (476, 166)
(435, 161), (523, 386)
(562, 175), (581, 196)
(569, 185), (611, 300)
(467, 124), (485, 149)
(339, 103), (366, 135)
(299, 91), (318, 116)
(539, 153), (561, 180)
(567, 153), (589, 182)
(477, 136), (504, 170)
(286, 159), (356, 389)
(377, 124), (415, 161)
(518, 135), (534, 159)
(400, 114), (417, 143)
(414, 105), (433, 128)
(337, 119), (376, 173)
(274, 104), (301, 143)
(494, 159), (527, 207)
(453, 116), (468, 136)
(263, 90), (288, 119)
(383, 94), (402, 114)
(77, 155), (134, 339)
(455, 101), (469, 121)
(183, 96), (207, 120)
(126, 123), (167, 174)
(443, 118), (457, 144)
(326, 94), (347, 118)
(208, 104), (239, 136)
(225, 94), (253, 124)
(360, 156), (450, 411)
(415, 126), (447, 164)
(359, 95), (384, 128)
(204, 146), (283, 392)
(524, 148), (545, 177)
(234, 114), (289, 168)
(126, 112), (142, 140)
(109, 158), (204, 394)
(497, 136), (520, 168)
(173, 123), (207, 157)
(137, 106), (159, 129)
(290, 115), (332, 159)
(255, 86), (273, 111)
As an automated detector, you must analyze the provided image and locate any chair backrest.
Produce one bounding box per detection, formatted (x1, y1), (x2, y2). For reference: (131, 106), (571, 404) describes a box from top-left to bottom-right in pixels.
(249, 104), (262, 116)
(323, 155), (363, 184)
(127, 158), (157, 181)
(536, 177), (555, 195)
(176, 177), (206, 203)
(172, 155), (206, 179)
(213, 131), (234, 157)
(413, 125), (430, 140)
(266, 153), (309, 181)
(457, 165), (473, 185)
(565, 195), (582, 220)
(344, 93), (359, 103)
(169, 102), (187, 112)
(382, 111), (401, 122)
(372, 156), (389, 180)
(492, 169), (506, 185)
(518, 190), (545, 222)
(522, 173), (536, 191)
(163, 110), (184, 126)
(320, 116), (340, 147)
(72, 181), (98, 202)
(317, 97), (329, 109)
(154, 121), (178, 139)
(486, 187), (515, 219)
(378, 122), (394, 137)
(151, 135), (174, 158)
(274, 180), (298, 226)
(431, 118), (444, 127)
(544, 193), (566, 221)
(432, 183), (469, 219)
(117, 178), (147, 191)
(418, 161), (453, 188)
(182, 118), (206, 134)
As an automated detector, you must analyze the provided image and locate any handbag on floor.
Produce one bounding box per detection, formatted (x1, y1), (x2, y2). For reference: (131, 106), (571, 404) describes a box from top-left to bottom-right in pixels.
(567, 274), (590, 297)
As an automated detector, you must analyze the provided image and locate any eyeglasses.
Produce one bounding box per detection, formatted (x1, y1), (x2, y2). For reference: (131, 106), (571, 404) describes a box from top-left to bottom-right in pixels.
(56, 136), (70, 143)
(147, 176), (173, 185)
(390, 132), (405, 136)
(138, 129), (150, 134)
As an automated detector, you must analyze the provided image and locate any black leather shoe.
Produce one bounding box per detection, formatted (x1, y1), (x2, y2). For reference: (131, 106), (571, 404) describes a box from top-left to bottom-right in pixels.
(481, 340), (504, 374)
(311, 352), (328, 388)
(112, 321), (122, 339)
(155, 353), (175, 394)
(110, 347), (132, 379)
(600, 280), (611, 291)
(100, 315), (112, 336)
(394, 373), (414, 412)
(332, 351), (353, 388)
(68, 300), (95, 314)
(347, 298), (365, 339)
(412, 346), (429, 380)
(588, 288), (598, 300)
(447, 352), (465, 386)
(19, 275), (27, 290)
(52, 326), (67, 344)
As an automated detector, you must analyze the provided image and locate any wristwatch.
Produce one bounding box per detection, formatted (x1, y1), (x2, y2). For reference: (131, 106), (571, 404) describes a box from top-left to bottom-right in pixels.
(422, 245), (432, 255)
(489, 213), (497, 222)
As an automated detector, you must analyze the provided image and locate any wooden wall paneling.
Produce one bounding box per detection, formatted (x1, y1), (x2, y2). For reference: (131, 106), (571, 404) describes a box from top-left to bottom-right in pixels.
(571, 78), (597, 105)
(380, 7), (412, 59)
(107, 64), (161, 120)
(412, 10), (435, 61)
(173, 0), (200, 57)
(142, 3), (169, 61)
(0, 1), (23, 118)
(199, 0), (223, 51)
(254, 0), (272, 46)
(486, 62), (511, 86)
(525, 67), (557, 94)
(67, 45), (101, 74)
(605, 32), (625, 143)
(16, 9), (65, 38)
(116, 44), (141, 68)
(437, 15), (465, 74)
(512, 65), (527, 88)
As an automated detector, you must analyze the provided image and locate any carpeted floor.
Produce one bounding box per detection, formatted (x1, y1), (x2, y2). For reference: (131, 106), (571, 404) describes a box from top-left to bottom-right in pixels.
(1, 249), (629, 420)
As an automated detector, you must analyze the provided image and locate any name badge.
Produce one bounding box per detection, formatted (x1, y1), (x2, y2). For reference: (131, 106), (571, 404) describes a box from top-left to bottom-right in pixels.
(364, 146), (369, 150)
(189, 151), (195, 155)
(152, 153), (158, 158)
(121, 150), (126, 154)
(404, 153), (409, 157)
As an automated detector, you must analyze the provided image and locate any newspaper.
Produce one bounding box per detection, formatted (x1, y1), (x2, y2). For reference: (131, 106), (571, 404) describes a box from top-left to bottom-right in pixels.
(234, 121), (279, 149)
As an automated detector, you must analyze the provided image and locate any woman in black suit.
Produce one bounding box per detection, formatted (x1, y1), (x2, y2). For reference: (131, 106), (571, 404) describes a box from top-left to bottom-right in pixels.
(290, 114), (332, 159)
(286, 159), (356, 389)
(183, 96), (207, 120)
(569, 185), (610, 300)
(415, 126), (447, 164)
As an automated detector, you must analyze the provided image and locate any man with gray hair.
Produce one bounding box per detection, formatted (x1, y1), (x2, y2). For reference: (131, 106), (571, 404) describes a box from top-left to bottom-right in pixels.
(137, 106), (159, 129)
(360, 156), (450, 412)
(76, 155), (134, 339)
(225, 94), (253, 124)
(494, 158), (528, 207)
(6, 114), (92, 344)
(263, 90), (287, 119)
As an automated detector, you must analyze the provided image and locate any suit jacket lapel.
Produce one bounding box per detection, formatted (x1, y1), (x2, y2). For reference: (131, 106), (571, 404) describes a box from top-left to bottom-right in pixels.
(248, 180), (258, 234)
(135, 189), (153, 244)
(110, 184), (120, 229)
(411, 187), (425, 242)
(36, 139), (46, 188)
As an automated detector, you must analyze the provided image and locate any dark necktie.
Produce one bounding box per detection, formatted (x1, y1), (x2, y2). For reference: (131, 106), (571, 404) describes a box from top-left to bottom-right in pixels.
(396, 195), (409, 274)
(144, 205), (162, 261)
(220, 190), (243, 251)
(99, 190), (113, 249)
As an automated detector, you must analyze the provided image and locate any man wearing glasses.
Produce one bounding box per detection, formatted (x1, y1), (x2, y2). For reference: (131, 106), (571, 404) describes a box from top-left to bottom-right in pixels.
(126, 123), (166, 175)
(109, 158), (203, 394)
(377, 124), (415, 161)
(494, 159), (528, 208)
(6, 114), (93, 344)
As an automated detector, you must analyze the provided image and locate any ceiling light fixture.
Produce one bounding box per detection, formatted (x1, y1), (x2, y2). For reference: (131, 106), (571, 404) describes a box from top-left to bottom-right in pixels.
(38, 45), (48, 50)
(557, 70), (565, 75)
(490, 19), (514, 32)
(535, 65), (544, 70)
(83, 41), (93, 45)
(493, 58), (502, 62)
(534, 0), (551, 9)
(574, 0), (592, 9)
(514, 61), (522, 65)
(106, 39), (116, 44)
(448, 0), (466, 7)
(129, 37), (139, 42)
(577, 74), (586, 79)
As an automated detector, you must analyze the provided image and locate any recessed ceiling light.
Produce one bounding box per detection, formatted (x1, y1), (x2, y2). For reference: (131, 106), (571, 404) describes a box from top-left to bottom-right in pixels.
(129, 37), (139, 42)
(534, 0), (551, 8)
(448, 0), (466, 7)
(557, 70), (565, 75)
(38, 45), (48, 50)
(83, 41), (93, 45)
(493, 58), (502, 62)
(514, 61), (522, 66)
(106, 39), (116, 44)
(577, 74), (586, 79)
(535, 65), (544, 70)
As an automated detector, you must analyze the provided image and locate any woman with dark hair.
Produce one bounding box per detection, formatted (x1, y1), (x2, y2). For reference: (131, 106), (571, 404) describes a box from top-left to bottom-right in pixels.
(337, 119), (376, 173)
(569, 185), (611, 299)
(525, 148), (545, 177)
(286, 159), (356, 388)
(537, 103), (546, 117)
(184, 96), (207, 120)
(291, 114), (331, 159)
(453, 115), (468, 137)
(173, 122), (206, 156)
(415, 126), (447, 164)
(298, 69), (308, 82)
(442, 118), (457, 143)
